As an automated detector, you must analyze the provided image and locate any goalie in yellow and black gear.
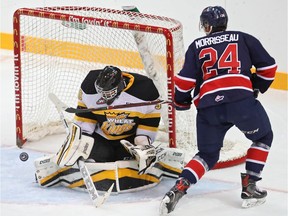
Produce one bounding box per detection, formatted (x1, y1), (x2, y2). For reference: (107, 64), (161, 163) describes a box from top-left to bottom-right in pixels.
(34, 66), (185, 193)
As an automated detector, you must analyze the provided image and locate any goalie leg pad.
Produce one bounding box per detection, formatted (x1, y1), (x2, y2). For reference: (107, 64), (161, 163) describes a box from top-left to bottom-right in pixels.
(55, 123), (94, 167)
(34, 154), (60, 186)
(156, 146), (185, 165)
(154, 146), (185, 178)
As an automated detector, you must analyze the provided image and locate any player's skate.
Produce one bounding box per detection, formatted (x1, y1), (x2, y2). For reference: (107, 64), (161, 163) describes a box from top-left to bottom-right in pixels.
(159, 177), (190, 215)
(241, 173), (267, 208)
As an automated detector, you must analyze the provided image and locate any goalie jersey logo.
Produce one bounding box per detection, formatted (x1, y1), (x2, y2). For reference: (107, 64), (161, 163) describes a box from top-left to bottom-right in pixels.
(101, 112), (135, 135)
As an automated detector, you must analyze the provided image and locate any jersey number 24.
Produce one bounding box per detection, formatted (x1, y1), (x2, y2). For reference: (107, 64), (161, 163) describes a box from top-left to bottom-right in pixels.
(199, 43), (241, 80)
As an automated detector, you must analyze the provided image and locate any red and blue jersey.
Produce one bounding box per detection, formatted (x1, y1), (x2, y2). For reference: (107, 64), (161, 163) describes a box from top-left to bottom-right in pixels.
(174, 31), (277, 108)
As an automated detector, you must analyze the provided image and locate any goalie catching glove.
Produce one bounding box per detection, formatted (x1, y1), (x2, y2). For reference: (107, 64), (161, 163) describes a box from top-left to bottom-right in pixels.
(55, 123), (94, 167)
(121, 135), (156, 175)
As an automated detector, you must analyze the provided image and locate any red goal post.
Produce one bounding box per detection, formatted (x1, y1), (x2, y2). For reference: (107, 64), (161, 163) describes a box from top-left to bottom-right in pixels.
(13, 6), (248, 168)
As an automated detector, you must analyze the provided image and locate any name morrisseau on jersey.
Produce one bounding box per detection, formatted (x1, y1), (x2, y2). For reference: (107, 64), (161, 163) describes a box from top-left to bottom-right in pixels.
(195, 33), (239, 49)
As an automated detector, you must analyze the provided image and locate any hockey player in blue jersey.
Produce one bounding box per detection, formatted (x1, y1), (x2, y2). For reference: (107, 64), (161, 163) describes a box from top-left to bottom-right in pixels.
(159, 6), (277, 214)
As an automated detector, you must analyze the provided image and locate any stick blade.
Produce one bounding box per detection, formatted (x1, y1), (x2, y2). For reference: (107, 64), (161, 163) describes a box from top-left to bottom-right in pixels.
(94, 183), (114, 207)
(48, 93), (68, 111)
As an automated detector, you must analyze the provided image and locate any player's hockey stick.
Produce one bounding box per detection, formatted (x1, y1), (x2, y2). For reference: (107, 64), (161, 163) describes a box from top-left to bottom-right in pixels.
(49, 93), (114, 207)
(48, 93), (171, 114)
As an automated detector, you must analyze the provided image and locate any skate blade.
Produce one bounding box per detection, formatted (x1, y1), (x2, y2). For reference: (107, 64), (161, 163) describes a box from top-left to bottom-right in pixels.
(159, 196), (170, 216)
(242, 197), (266, 208)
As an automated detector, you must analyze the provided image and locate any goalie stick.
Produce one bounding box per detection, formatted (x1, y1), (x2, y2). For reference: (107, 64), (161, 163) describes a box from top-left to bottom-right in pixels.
(122, 5), (171, 141)
(48, 93), (171, 114)
(49, 93), (114, 207)
(122, 6), (165, 93)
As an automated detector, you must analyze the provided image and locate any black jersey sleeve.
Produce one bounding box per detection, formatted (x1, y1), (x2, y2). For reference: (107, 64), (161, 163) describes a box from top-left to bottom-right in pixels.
(123, 72), (160, 101)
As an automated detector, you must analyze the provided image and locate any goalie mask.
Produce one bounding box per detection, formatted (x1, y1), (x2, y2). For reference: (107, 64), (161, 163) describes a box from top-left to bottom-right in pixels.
(95, 66), (125, 105)
(200, 6), (228, 35)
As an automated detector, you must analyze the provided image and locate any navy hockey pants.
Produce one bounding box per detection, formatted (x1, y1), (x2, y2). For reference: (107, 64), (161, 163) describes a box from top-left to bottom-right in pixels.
(195, 96), (273, 169)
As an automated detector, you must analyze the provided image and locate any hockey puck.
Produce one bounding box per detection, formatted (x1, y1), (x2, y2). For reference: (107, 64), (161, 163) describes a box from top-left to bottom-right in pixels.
(19, 152), (29, 162)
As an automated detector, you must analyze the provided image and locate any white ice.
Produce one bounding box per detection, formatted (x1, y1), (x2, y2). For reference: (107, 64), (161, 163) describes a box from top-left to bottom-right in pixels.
(1, 49), (287, 216)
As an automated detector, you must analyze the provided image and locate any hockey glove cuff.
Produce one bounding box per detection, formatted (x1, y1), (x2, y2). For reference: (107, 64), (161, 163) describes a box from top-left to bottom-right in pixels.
(174, 101), (191, 111)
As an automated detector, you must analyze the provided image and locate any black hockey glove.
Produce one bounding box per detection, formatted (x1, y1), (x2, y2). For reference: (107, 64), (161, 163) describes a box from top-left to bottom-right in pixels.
(251, 73), (260, 98)
(174, 101), (191, 111)
(253, 89), (260, 98)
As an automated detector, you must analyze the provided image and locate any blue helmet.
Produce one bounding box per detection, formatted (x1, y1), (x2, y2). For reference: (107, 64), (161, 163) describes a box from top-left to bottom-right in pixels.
(200, 6), (228, 33)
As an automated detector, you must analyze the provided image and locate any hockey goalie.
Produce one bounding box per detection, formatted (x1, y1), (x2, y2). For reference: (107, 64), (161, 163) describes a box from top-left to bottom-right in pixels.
(34, 66), (184, 193)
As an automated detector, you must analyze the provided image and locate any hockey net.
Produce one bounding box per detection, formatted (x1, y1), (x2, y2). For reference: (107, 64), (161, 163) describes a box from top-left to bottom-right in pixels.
(13, 6), (247, 168)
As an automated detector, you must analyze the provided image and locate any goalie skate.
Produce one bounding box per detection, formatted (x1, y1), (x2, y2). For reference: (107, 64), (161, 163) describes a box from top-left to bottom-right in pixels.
(159, 177), (190, 215)
(241, 173), (267, 208)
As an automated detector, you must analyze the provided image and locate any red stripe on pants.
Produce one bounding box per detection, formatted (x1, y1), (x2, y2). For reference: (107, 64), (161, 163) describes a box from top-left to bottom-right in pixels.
(246, 147), (269, 163)
(185, 159), (206, 180)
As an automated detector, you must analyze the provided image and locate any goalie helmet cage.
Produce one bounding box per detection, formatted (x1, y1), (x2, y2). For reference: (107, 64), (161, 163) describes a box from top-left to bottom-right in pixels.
(13, 6), (247, 169)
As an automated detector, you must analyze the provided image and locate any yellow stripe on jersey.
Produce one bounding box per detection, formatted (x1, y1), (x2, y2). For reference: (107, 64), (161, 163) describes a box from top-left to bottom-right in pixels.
(122, 72), (135, 91)
(103, 133), (135, 140)
(138, 124), (159, 132)
(74, 115), (97, 124)
(77, 101), (87, 108)
(91, 109), (160, 118)
(140, 112), (161, 119)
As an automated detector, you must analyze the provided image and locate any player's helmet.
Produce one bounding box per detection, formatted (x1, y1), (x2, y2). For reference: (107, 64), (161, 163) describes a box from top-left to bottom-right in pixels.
(200, 6), (228, 34)
(95, 66), (125, 105)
